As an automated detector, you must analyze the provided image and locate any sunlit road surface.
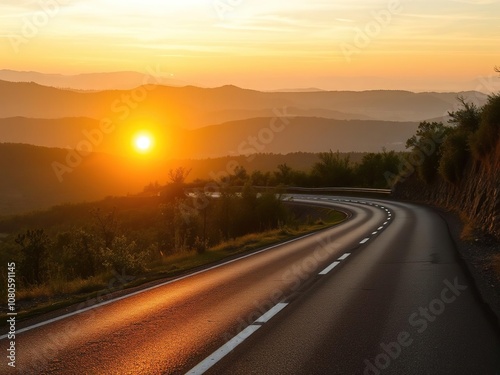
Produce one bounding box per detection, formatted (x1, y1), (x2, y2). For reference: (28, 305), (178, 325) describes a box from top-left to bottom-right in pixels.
(1, 195), (499, 374)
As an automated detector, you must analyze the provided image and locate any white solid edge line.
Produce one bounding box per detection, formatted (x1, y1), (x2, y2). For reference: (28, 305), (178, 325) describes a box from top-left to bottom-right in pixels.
(0, 223), (324, 339)
(319, 261), (340, 275)
(254, 303), (289, 323)
(337, 253), (351, 261)
(359, 238), (369, 244)
(186, 325), (261, 375)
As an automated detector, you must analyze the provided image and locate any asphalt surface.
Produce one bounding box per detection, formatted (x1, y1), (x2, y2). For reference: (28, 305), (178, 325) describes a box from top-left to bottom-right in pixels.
(1, 195), (499, 374)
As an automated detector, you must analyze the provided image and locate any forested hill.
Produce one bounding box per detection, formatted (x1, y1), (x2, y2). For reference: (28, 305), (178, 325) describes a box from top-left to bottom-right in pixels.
(0, 143), (332, 215)
(0, 116), (418, 157)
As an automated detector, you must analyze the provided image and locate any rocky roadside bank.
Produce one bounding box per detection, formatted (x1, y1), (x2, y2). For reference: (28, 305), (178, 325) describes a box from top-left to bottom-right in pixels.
(433, 205), (500, 325)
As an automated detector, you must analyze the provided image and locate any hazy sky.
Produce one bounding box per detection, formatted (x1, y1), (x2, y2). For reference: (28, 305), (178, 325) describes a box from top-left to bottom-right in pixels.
(1, 0), (499, 91)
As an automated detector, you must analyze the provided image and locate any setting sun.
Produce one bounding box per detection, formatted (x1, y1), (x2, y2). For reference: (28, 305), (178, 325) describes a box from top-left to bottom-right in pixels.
(134, 133), (153, 153)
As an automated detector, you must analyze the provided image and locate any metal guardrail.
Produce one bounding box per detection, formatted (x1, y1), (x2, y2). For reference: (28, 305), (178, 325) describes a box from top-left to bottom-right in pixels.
(186, 186), (391, 195)
(276, 187), (391, 194)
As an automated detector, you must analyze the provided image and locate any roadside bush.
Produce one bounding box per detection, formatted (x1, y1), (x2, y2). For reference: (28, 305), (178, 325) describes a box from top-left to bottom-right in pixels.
(15, 229), (51, 286)
(312, 150), (354, 186)
(438, 131), (470, 184)
(405, 121), (451, 184)
(100, 235), (147, 274)
(470, 94), (500, 160)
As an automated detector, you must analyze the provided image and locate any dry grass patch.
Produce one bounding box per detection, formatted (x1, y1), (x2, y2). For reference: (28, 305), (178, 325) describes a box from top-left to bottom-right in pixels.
(17, 275), (108, 302)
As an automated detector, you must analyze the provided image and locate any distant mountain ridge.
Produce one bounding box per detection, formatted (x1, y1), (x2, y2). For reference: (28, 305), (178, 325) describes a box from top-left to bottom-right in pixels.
(0, 69), (190, 91)
(0, 80), (489, 128)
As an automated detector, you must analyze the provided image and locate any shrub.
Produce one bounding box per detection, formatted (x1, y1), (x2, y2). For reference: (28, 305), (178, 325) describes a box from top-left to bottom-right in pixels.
(405, 121), (451, 184)
(100, 235), (147, 274)
(470, 94), (500, 160)
(438, 131), (470, 184)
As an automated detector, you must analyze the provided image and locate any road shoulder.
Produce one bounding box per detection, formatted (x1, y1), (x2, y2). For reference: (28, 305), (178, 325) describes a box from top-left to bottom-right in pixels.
(435, 206), (500, 325)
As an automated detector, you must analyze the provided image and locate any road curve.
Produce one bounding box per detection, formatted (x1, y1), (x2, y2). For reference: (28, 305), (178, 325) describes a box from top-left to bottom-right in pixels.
(209, 197), (500, 375)
(1, 195), (499, 374)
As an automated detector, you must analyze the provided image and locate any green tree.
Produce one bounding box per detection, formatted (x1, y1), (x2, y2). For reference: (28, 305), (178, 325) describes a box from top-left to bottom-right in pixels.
(438, 131), (469, 184)
(405, 121), (451, 184)
(231, 166), (249, 186)
(312, 150), (353, 186)
(15, 229), (51, 285)
(100, 235), (147, 274)
(470, 94), (500, 160)
(355, 150), (401, 188)
(250, 170), (271, 186)
(53, 229), (102, 279)
(448, 96), (482, 133)
(274, 163), (293, 185)
(436, 98), (481, 183)
(162, 167), (191, 201)
(91, 208), (118, 249)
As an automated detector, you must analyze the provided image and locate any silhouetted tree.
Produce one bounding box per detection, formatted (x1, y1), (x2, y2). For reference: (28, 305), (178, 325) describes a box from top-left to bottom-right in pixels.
(470, 93), (500, 160)
(91, 208), (118, 249)
(448, 96), (481, 133)
(406, 122), (451, 184)
(168, 167), (191, 184)
(274, 163), (293, 185)
(163, 167), (192, 201)
(15, 229), (50, 285)
(312, 150), (354, 186)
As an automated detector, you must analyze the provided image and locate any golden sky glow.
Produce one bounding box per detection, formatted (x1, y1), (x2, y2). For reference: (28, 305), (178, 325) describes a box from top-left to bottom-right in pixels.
(1, 0), (500, 91)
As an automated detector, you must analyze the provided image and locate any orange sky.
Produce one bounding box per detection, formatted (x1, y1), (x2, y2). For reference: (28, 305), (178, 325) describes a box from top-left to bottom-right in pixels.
(1, 0), (499, 91)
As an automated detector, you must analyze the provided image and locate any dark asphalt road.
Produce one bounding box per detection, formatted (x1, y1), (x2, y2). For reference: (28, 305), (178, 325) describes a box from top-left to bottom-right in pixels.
(1, 195), (499, 374)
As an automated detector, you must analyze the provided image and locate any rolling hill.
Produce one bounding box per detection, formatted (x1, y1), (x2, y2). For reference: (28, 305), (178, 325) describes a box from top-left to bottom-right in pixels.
(0, 143), (346, 215)
(0, 117), (418, 158)
(0, 80), (488, 128)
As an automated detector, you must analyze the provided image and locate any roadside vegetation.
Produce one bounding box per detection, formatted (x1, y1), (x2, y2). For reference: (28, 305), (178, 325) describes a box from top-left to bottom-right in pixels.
(401, 86), (500, 281)
(403, 93), (499, 186)
(0, 169), (346, 318)
(189, 149), (402, 189)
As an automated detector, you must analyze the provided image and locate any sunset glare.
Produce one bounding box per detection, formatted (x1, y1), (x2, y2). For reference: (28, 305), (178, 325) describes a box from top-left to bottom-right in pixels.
(134, 134), (153, 153)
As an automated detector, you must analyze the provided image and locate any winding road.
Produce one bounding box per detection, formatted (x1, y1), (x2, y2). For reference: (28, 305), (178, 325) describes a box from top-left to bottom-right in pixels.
(1, 195), (499, 374)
